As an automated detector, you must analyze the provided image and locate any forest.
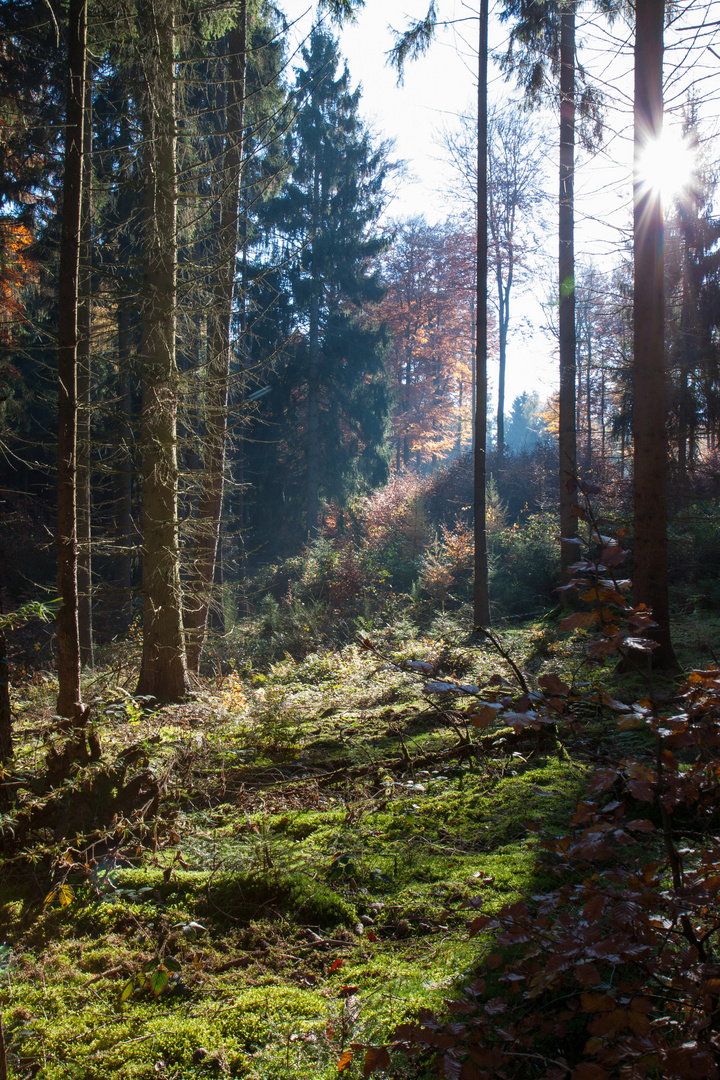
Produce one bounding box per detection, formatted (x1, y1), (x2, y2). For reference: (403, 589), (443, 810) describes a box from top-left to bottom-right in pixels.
(1, 0), (720, 1077)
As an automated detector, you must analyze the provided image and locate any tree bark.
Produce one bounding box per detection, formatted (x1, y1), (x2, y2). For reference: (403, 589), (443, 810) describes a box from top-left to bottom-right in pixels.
(632, 0), (677, 668)
(184, 13), (247, 673)
(0, 618), (11, 767)
(136, 0), (188, 700)
(473, 0), (490, 627)
(77, 60), (93, 669)
(56, 0), (88, 723)
(306, 144), (322, 539)
(116, 305), (135, 630)
(558, 5), (578, 581)
(495, 258), (511, 452)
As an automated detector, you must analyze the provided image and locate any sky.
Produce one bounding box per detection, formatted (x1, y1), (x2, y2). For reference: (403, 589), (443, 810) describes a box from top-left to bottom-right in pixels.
(280, 0), (720, 419)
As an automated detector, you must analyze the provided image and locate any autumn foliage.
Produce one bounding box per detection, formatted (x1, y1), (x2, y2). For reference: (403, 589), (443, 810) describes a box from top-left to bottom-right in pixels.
(0, 219), (36, 344)
(377, 219), (480, 469)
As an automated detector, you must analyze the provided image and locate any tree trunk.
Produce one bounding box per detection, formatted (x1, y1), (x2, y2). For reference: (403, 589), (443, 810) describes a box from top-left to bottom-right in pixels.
(0, 612), (11, 767)
(136, 0), (188, 701)
(494, 256), (511, 454)
(473, 0), (490, 627)
(184, 13), (247, 673)
(558, 6), (578, 581)
(116, 305), (135, 630)
(77, 60), (93, 669)
(307, 289), (321, 538)
(56, 0), (88, 724)
(632, 0), (677, 669)
(307, 148), (322, 539)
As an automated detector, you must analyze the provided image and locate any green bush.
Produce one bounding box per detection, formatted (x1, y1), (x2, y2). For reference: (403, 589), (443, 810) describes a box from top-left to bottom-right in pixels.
(489, 510), (561, 618)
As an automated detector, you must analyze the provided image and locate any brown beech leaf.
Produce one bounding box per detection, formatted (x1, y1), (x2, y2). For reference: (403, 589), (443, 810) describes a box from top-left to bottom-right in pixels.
(663, 1043), (716, 1078)
(623, 636), (659, 652)
(600, 544), (629, 566)
(582, 894), (607, 921)
(469, 915), (491, 937)
(580, 992), (615, 1013)
(438, 1052), (462, 1079)
(538, 673), (571, 695)
(469, 705), (500, 728)
(581, 586), (627, 607)
(337, 1049), (353, 1071)
(625, 818), (655, 833)
(627, 780), (654, 802)
(588, 1008), (624, 1036)
(560, 611), (600, 630)
(572, 1064), (609, 1080)
(589, 636), (623, 657)
(577, 478), (601, 496)
(602, 693), (631, 712)
(362, 1046), (390, 1077)
(574, 963), (601, 987)
(617, 713), (645, 730)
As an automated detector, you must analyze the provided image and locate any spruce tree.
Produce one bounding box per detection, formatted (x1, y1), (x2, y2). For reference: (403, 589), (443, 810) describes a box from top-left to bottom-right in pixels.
(264, 26), (392, 543)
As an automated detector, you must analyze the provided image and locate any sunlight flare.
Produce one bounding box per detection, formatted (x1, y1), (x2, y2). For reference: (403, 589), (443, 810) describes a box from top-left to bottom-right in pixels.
(636, 123), (698, 207)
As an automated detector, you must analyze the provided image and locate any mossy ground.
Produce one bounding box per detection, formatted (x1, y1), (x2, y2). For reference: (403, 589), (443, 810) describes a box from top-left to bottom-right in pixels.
(0, 612), (702, 1079)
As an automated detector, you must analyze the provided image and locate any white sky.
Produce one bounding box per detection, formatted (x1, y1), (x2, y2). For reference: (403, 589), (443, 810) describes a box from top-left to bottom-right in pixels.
(280, 0), (720, 417)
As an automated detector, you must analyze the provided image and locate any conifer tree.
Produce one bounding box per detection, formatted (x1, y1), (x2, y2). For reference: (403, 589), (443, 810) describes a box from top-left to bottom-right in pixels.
(56, 0), (88, 723)
(263, 26), (392, 543)
(135, 0), (188, 700)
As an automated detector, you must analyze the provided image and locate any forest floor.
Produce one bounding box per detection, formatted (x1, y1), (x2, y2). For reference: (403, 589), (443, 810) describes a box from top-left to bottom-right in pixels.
(0, 611), (716, 1080)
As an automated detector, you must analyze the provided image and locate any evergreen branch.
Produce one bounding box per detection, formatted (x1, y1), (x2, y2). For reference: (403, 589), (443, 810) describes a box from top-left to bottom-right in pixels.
(388, 1), (438, 85)
(318, 0), (365, 25)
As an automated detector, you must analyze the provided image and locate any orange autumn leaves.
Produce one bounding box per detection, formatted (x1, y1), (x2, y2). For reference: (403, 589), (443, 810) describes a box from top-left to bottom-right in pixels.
(377, 218), (487, 469)
(0, 219), (36, 344)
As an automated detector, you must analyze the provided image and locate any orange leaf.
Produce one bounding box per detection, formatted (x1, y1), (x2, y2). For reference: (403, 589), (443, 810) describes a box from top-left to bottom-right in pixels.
(469, 705), (499, 728)
(337, 1049), (354, 1071)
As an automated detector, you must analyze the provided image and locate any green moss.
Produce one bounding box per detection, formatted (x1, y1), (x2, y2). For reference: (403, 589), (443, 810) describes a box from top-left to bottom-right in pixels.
(204, 870), (356, 928)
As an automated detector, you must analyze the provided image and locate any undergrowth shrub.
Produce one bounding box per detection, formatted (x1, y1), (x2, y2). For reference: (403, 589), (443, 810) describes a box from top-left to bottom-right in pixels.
(489, 510), (561, 617)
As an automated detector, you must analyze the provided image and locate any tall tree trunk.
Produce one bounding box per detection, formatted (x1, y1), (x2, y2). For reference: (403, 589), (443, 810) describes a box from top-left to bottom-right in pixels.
(56, 0), (88, 724)
(470, 284), (476, 452)
(558, 6), (578, 580)
(307, 289), (321, 537)
(585, 318), (592, 466)
(116, 306), (135, 630)
(136, 0), (188, 701)
(632, 0), (677, 668)
(185, 13), (247, 673)
(77, 61), (93, 669)
(473, 0), (490, 626)
(495, 260), (511, 453)
(307, 151), (322, 538)
(0, 598), (11, 768)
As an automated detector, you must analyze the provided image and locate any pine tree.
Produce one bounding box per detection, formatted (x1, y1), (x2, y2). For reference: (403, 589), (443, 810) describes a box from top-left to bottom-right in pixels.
(632, 0), (676, 669)
(261, 26), (392, 543)
(56, 0), (88, 724)
(135, 0), (189, 700)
